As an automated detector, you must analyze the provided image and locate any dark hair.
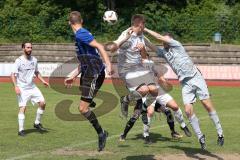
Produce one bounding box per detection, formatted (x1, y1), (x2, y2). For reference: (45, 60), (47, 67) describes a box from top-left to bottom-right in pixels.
(22, 42), (32, 48)
(131, 14), (145, 26)
(69, 11), (82, 25)
(163, 32), (174, 38)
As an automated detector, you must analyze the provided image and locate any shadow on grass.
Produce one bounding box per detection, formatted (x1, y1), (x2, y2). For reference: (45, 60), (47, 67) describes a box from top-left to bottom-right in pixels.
(168, 145), (224, 160)
(130, 133), (191, 144)
(118, 144), (131, 148)
(122, 155), (155, 160)
(24, 128), (49, 135)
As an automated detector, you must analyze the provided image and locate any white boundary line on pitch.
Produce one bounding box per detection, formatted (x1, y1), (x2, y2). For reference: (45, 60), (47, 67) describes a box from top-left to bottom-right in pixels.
(5, 116), (211, 160)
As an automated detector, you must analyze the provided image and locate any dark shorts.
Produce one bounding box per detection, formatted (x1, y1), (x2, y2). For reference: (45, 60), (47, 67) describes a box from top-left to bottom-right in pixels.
(80, 70), (105, 103)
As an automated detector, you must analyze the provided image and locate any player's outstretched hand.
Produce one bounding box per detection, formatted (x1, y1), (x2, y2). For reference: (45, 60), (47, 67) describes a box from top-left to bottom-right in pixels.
(158, 77), (173, 92)
(127, 27), (133, 36)
(64, 77), (74, 88)
(14, 86), (21, 95)
(106, 63), (114, 76)
(134, 42), (145, 51)
(43, 81), (49, 88)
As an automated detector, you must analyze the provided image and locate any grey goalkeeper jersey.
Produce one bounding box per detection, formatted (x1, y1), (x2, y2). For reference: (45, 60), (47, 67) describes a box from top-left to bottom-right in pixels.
(156, 39), (197, 81)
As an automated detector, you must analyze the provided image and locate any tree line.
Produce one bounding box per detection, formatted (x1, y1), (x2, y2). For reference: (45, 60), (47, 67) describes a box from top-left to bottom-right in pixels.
(0, 0), (239, 44)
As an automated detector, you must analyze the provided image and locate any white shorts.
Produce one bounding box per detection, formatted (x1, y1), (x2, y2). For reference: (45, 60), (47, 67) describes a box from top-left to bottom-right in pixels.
(17, 87), (45, 107)
(142, 89), (173, 107)
(181, 72), (210, 105)
(121, 70), (156, 92)
(155, 93), (173, 106)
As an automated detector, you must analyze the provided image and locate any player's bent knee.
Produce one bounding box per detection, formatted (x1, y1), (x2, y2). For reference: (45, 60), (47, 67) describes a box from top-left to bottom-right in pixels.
(150, 89), (158, 96)
(184, 104), (193, 117)
(185, 109), (192, 118)
(147, 107), (154, 117)
(137, 85), (149, 96)
(19, 107), (26, 113)
(201, 99), (214, 112)
(39, 101), (46, 109)
(166, 100), (178, 109)
(147, 112), (154, 117)
(79, 105), (89, 113)
(148, 85), (158, 95)
(169, 105), (179, 111)
(79, 107), (88, 114)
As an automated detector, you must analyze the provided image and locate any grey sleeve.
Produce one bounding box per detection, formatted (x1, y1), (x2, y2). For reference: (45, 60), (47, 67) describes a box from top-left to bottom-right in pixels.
(168, 39), (181, 47)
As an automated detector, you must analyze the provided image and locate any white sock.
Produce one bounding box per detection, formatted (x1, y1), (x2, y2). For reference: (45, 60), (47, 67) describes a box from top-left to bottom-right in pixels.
(35, 108), (44, 125)
(209, 111), (223, 136)
(143, 117), (151, 137)
(174, 108), (186, 128)
(18, 113), (25, 132)
(189, 114), (203, 139)
(147, 117), (151, 125)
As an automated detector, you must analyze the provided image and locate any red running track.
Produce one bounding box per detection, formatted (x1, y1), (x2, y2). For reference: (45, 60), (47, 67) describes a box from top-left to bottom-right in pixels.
(1, 77), (240, 87)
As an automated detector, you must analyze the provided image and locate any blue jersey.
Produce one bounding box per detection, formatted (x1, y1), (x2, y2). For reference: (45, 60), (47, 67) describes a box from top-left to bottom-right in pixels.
(75, 28), (105, 76)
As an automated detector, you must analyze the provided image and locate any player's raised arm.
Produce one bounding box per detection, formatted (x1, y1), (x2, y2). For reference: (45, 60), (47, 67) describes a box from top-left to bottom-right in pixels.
(114, 28), (133, 47)
(144, 36), (158, 52)
(144, 28), (171, 44)
(104, 28), (132, 53)
(89, 39), (114, 75)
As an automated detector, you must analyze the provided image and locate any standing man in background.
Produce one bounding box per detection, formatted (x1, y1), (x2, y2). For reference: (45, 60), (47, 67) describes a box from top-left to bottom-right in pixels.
(11, 42), (49, 137)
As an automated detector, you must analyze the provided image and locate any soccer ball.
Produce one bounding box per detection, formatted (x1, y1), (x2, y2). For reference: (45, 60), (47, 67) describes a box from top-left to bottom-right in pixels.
(103, 10), (118, 25)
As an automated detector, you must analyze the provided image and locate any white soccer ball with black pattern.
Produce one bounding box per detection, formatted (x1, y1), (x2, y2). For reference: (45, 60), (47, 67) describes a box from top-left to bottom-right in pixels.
(103, 10), (118, 25)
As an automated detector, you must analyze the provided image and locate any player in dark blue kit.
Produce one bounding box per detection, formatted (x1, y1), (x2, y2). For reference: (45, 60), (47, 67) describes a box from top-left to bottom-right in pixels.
(65, 11), (113, 152)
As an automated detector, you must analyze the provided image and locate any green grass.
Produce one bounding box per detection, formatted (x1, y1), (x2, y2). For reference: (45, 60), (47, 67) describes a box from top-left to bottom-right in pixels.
(0, 82), (240, 160)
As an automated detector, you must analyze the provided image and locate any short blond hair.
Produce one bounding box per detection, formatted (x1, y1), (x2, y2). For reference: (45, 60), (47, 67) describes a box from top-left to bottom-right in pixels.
(69, 11), (82, 25)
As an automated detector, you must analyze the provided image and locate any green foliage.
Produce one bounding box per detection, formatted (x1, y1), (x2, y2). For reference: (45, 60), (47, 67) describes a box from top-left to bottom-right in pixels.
(0, 0), (239, 43)
(0, 0), (72, 42)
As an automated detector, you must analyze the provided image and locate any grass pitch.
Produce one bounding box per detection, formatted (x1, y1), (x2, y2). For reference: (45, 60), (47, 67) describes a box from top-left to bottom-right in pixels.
(0, 82), (240, 160)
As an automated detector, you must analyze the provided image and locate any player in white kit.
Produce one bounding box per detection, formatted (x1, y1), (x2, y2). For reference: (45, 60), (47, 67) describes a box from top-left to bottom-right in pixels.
(105, 14), (158, 118)
(140, 55), (191, 142)
(118, 51), (191, 143)
(11, 42), (49, 136)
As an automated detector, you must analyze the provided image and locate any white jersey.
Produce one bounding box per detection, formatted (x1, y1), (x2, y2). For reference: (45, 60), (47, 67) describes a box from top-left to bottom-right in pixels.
(114, 30), (147, 75)
(12, 55), (38, 89)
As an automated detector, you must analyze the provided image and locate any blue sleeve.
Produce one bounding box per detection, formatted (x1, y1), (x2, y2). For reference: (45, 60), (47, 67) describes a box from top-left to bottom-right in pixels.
(156, 47), (164, 58)
(77, 31), (94, 44)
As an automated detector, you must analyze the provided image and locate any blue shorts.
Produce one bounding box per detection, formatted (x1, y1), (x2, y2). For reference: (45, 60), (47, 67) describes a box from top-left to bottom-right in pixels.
(181, 72), (210, 105)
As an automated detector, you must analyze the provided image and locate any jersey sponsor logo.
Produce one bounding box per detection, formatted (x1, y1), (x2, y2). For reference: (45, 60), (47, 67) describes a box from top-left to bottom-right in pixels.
(164, 50), (173, 62)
